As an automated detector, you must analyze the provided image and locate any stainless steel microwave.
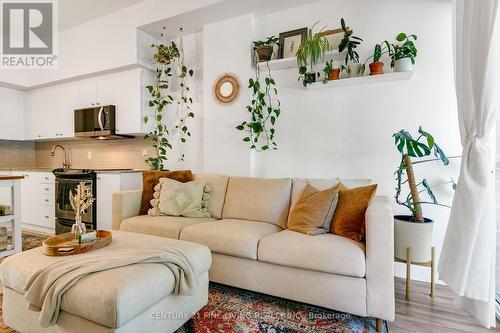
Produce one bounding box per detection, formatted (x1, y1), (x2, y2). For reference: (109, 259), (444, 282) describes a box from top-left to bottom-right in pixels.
(74, 105), (132, 139)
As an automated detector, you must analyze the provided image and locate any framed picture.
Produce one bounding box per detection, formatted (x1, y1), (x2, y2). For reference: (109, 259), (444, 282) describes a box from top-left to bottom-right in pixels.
(279, 28), (307, 59)
(316, 28), (345, 50)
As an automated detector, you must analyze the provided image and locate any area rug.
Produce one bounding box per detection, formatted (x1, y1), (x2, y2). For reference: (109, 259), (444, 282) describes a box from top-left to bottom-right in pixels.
(176, 283), (386, 333)
(0, 232), (387, 333)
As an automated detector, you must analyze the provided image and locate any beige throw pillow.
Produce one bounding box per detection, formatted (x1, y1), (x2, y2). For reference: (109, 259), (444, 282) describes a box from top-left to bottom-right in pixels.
(287, 184), (340, 235)
(148, 178), (210, 218)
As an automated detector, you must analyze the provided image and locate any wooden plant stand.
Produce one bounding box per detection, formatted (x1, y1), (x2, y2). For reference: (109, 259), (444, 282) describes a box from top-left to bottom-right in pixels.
(395, 246), (435, 301)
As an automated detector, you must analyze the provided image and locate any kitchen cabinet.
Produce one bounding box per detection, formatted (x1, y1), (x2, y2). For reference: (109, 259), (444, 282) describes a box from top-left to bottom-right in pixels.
(24, 85), (75, 140)
(23, 67), (153, 140)
(77, 68), (153, 134)
(96, 172), (142, 230)
(12, 171), (55, 233)
(0, 87), (24, 140)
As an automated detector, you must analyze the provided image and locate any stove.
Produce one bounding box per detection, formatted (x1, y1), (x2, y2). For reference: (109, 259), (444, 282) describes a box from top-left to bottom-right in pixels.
(53, 169), (97, 234)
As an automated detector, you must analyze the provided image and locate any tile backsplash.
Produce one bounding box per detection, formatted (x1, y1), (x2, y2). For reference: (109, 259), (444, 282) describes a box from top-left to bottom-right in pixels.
(36, 137), (154, 170)
(0, 140), (36, 168)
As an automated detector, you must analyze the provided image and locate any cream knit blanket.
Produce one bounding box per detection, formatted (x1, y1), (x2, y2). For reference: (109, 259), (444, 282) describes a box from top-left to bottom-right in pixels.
(23, 247), (198, 327)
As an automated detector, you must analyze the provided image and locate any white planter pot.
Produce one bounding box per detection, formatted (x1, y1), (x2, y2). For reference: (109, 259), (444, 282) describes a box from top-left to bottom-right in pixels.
(394, 58), (414, 72)
(348, 63), (365, 77)
(394, 215), (433, 262)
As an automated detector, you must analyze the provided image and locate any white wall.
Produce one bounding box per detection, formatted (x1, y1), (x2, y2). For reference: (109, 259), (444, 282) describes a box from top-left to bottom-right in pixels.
(202, 14), (255, 175)
(200, 0), (460, 282)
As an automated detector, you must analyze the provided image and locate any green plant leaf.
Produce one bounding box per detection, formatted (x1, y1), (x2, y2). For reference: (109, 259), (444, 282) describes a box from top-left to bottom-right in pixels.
(433, 143), (450, 165)
(418, 126), (435, 149)
(422, 179), (438, 204)
(396, 32), (407, 42)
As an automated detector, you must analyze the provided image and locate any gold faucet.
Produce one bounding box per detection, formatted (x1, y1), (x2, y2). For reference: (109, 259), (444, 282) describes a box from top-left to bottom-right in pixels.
(50, 145), (71, 169)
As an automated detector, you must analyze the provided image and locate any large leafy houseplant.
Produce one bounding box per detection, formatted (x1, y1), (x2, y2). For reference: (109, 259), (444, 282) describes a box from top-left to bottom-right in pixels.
(392, 127), (457, 264)
(296, 22), (331, 87)
(393, 127), (455, 222)
(236, 56), (281, 151)
(144, 28), (194, 169)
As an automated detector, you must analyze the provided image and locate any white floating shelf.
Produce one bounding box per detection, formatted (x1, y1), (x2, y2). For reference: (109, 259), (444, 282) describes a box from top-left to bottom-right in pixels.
(258, 49), (346, 71)
(306, 71), (414, 89)
(0, 215), (14, 223)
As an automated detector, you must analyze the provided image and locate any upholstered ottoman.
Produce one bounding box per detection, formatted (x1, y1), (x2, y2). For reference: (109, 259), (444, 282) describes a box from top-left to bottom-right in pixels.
(0, 230), (211, 333)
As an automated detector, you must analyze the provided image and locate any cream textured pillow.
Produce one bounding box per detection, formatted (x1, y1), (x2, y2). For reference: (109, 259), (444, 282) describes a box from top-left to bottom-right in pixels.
(149, 178), (210, 218)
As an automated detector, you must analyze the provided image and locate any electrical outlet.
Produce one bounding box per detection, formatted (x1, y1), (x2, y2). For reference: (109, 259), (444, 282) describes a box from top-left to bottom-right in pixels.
(87, 151), (92, 160)
(142, 149), (148, 157)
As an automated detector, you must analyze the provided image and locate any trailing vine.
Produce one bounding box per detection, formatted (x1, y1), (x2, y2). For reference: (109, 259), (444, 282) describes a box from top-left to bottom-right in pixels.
(236, 48), (281, 151)
(174, 36), (194, 161)
(144, 27), (195, 169)
(144, 63), (174, 170)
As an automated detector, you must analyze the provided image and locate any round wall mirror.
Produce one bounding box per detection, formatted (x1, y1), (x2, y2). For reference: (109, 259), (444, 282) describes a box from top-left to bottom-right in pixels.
(214, 74), (239, 104)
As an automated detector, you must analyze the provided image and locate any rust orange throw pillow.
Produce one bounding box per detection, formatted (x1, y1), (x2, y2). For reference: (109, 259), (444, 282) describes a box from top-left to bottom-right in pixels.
(139, 170), (193, 215)
(288, 184), (340, 235)
(331, 183), (377, 242)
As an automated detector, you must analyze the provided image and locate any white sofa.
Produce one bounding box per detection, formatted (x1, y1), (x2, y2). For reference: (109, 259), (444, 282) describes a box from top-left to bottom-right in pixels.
(113, 174), (395, 330)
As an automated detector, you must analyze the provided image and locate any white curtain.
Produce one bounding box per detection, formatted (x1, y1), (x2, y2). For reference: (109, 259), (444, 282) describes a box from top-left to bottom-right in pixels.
(438, 0), (500, 328)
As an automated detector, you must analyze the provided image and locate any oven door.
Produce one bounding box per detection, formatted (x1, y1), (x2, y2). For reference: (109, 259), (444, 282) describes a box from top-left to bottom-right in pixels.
(55, 178), (94, 223)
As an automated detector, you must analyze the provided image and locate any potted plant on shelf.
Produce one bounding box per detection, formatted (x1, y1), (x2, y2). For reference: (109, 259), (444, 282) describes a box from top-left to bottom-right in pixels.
(338, 18), (364, 77)
(364, 41), (393, 75)
(253, 36), (279, 62)
(393, 127), (456, 263)
(322, 60), (342, 82)
(296, 21), (331, 87)
(392, 32), (417, 72)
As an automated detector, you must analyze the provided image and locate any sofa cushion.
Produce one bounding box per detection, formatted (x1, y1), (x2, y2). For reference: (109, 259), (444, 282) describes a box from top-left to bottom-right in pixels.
(290, 178), (371, 213)
(0, 230), (211, 328)
(120, 215), (215, 239)
(258, 230), (366, 277)
(180, 219), (281, 260)
(139, 170), (193, 215)
(193, 173), (229, 219)
(331, 184), (378, 242)
(287, 183), (340, 235)
(153, 178), (210, 218)
(222, 177), (291, 228)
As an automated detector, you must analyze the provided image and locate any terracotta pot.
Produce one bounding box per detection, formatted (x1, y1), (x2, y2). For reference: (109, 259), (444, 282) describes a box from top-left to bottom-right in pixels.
(255, 45), (273, 62)
(394, 215), (434, 262)
(329, 68), (340, 80)
(369, 61), (384, 75)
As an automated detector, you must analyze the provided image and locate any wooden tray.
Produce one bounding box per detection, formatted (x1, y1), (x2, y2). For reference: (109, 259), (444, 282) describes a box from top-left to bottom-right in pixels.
(42, 230), (112, 256)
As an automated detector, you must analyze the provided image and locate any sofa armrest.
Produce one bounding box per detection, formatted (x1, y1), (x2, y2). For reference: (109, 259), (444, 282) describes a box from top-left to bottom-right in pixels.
(365, 195), (395, 321)
(112, 190), (142, 230)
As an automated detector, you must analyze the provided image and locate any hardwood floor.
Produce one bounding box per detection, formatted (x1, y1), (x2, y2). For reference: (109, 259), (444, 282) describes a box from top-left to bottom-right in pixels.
(390, 278), (500, 332)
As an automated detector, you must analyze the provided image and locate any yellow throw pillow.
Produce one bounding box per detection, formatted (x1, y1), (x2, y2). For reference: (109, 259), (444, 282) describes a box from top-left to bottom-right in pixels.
(331, 183), (377, 242)
(287, 184), (340, 235)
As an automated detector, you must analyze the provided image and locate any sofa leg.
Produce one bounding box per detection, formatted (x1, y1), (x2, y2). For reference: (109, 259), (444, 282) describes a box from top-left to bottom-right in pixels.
(376, 318), (383, 332)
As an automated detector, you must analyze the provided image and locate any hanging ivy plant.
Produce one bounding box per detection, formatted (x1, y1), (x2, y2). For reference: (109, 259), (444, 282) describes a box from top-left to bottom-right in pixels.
(144, 28), (195, 169)
(144, 64), (174, 170)
(174, 41), (194, 161)
(236, 56), (281, 151)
